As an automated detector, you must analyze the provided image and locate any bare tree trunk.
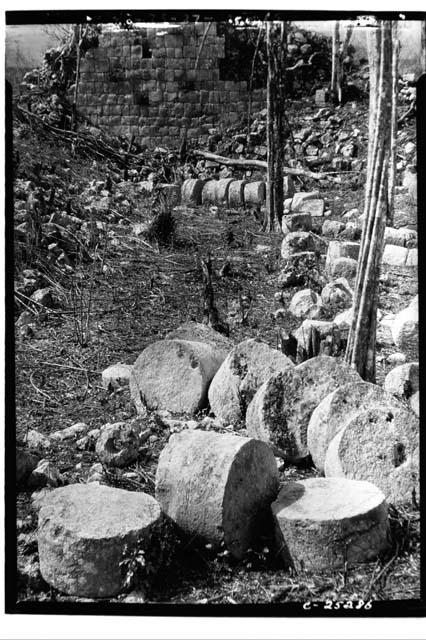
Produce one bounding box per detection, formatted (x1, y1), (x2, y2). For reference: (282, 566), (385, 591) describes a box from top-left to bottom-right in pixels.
(247, 21), (264, 145)
(331, 21), (340, 103)
(71, 24), (82, 132)
(345, 20), (392, 382)
(388, 21), (399, 226)
(265, 21), (286, 231)
(422, 20), (426, 73)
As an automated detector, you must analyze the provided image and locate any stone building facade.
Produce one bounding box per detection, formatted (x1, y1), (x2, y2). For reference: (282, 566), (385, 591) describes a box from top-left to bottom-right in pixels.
(77, 22), (266, 147)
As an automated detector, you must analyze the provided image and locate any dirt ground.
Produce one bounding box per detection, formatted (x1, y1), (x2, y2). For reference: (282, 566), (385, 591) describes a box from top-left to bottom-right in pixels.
(11, 92), (420, 608)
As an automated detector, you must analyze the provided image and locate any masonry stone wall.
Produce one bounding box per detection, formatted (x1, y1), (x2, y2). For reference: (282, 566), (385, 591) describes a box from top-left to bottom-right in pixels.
(78, 22), (266, 147)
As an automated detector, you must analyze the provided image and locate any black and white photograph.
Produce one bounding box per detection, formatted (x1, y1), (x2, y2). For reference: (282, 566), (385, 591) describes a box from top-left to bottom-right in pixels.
(3, 7), (425, 625)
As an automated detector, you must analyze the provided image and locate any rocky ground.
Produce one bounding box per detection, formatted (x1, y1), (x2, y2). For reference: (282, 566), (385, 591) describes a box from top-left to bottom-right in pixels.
(11, 74), (419, 607)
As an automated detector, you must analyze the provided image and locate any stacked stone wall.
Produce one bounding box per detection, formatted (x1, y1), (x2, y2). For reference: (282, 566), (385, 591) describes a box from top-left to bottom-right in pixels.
(78, 22), (266, 147)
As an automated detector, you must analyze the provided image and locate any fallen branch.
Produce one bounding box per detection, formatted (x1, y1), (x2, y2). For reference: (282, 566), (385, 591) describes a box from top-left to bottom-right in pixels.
(398, 102), (416, 124)
(192, 149), (342, 182)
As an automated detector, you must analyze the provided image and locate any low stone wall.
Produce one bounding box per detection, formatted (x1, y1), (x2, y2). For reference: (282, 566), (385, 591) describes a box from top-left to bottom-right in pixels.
(78, 22), (266, 147)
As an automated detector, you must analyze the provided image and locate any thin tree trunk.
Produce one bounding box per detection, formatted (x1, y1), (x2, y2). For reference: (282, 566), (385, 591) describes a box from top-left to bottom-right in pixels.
(265, 21), (285, 231)
(266, 21), (275, 231)
(71, 24), (82, 132)
(422, 20), (426, 73)
(345, 20), (392, 382)
(388, 21), (399, 226)
(331, 21), (340, 103)
(338, 22), (354, 103)
(247, 21), (264, 145)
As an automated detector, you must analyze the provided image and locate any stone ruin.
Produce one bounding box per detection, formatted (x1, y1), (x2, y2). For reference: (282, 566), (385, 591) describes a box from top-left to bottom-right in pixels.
(77, 22), (266, 148)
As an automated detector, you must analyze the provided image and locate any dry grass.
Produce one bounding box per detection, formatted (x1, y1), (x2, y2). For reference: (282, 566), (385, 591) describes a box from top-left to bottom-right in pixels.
(13, 107), (420, 608)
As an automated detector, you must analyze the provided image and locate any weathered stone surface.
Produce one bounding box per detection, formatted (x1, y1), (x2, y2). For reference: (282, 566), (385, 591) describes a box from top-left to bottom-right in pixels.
(321, 278), (353, 312)
(244, 181), (266, 205)
(165, 321), (232, 354)
(281, 213), (312, 234)
(27, 460), (63, 489)
(386, 352), (407, 365)
(87, 463), (104, 483)
(382, 244), (408, 267)
(293, 319), (342, 359)
(201, 180), (218, 205)
(290, 191), (320, 212)
(25, 429), (51, 450)
(384, 226), (417, 248)
(228, 180), (247, 207)
(325, 241), (360, 273)
(325, 406), (419, 504)
(333, 307), (353, 335)
(50, 423), (88, 442)
(272, 478), (390, 570)
(322, 220), (345, 238)
(16, 449), (40, 485)
(278, 252), (319, 288)
(406, 248), (418, 267)
(95, 421), (143, 468)
(308, 381), (404, 473)
(311, 233), (328, 255)
(394, 208), (417, 229)
(408, 294), (418, 312)
(330, 257), (358, 281)
(342, 208), (359, 222)
(341, 221), (362, 241)
(281, 232), (315, 260)
(101, 363), (133, 390)
(155, 430), (278, 559)
(37, 484), (163, 597)
(201, 178), (235, 206)
(384, 362), (419, 400)
(246, 356), (362, 457)
(391, 305), (418, 358)
(410, 391), (419, 417)
(208, 338), (293, 424)
(298, 199), (325, 217)
(289, 288), (323, 320)
(216, 178), (235, 205)
(181, 179), (205, 205)
(130, 339), (225, 415)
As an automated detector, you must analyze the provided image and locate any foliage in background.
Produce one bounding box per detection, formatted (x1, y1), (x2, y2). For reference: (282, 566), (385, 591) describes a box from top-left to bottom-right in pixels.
(218, 20), (332, 91)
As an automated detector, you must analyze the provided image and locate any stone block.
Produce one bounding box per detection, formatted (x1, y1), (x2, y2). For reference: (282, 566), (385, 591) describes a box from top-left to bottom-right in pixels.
(382, 244), (408, 267)
(273, 478), (389, 570)
(406, 248), (418, 267)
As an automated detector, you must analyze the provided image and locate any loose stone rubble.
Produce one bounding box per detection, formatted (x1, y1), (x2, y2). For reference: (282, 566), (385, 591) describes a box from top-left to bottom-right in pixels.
(384, 362), (419, 401)
(320, 278), (353, 313)
(289, 288), (323, 320)
(95, 421), (144, 468)
(281, 231), (315, 260)
(391, 301), (418, 358)
(101, 363), (133, 390)
(293, 319), (342, 360)
(325, 240), (360, 273)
